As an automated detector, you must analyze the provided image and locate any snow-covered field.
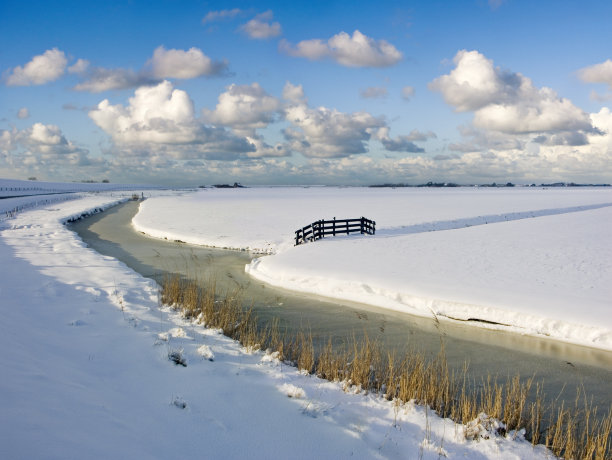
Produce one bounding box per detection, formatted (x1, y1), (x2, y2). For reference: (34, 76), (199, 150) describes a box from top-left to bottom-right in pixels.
(0, 177), (161, 198)
(0, 184), (557, 459)
(133, 187), (612, 351)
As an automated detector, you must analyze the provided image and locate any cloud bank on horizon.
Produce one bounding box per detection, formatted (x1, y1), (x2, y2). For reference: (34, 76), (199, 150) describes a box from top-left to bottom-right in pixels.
(1, 1), (611, 185)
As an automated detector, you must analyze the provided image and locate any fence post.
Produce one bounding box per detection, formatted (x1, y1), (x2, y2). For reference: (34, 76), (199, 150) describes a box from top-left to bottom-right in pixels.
(333, 217), (336, 237)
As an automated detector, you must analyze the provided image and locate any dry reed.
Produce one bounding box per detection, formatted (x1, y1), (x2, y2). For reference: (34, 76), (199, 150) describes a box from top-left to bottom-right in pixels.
(160, 274), (611, 459)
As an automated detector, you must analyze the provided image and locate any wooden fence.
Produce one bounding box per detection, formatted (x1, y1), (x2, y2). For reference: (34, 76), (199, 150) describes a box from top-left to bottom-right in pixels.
(295, 217), (376, 245)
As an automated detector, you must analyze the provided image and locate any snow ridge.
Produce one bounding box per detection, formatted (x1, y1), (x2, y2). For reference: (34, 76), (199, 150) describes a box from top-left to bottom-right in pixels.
(376, 202), (612, 237)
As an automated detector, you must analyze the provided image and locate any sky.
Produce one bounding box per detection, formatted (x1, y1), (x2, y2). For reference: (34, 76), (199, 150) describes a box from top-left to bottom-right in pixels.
(1, 0), (612, 186)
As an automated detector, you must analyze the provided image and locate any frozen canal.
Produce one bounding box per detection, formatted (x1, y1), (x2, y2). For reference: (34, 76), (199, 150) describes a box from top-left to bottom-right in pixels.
(71, 200), (612, 411)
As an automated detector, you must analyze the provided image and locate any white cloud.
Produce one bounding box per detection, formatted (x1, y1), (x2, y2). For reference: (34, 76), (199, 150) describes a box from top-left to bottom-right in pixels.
(90, 81), (200, 144)
(282, 82), (306, 104)
(202, 83), (291, 158)
(29, 123), (66, 145)
(429, 50), (511, 112)
(244, 134), (289, 158)
(6, 48), (67, 86)
(589, 107), (612, 150)
(0, 128), (18, 151)
(240, 11), (281, 39)
(375, 127), (436, 153)
(202, 8), (243, 24)
(73, 67), (157, 93)
(283, 87), (386, 158)
(440, 105), (612, 184)
(280, 30), (402, 68)
(73, 46), (226, 93)
(17, 107), (29, 119)
(68, 59), (90, 75)
(203, 83), (281, 133)
(149, 46), (227, 79)
(282, 83), (433, 158)
(589, 90), (612, 102)
(429, 50), (595, 137)
(281, 39), (329, 60)
(473, 90), (592, 134)
(88, 80), (254, 158)
(360, 86), (387, 99)
(401, 86), (415, 100)
(0, 123), (97, 180)
(578, 59), (612, 89)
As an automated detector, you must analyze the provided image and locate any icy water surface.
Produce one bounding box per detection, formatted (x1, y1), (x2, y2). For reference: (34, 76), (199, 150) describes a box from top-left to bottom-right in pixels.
(70, 200), (612, 410)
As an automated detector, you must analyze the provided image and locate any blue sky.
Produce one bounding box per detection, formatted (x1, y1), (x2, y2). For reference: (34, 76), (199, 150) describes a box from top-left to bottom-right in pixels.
(1, 0), (612, 185)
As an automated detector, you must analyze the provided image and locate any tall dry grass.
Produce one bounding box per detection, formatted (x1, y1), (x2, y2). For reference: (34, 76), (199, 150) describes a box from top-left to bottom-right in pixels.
(160, 274), (611, 459)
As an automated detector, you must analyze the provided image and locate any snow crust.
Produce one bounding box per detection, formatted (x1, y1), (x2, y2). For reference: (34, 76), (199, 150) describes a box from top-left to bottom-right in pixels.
(0, 189), (554, 459)
(133, 187), (612, 350)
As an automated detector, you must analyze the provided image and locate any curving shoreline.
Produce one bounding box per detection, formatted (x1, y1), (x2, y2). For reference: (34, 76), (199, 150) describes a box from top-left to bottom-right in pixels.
(132, 187), (612, 351)
(71, 200), (612, 412)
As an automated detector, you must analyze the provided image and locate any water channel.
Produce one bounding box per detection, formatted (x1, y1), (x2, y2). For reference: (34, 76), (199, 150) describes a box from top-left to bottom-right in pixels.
(70, 200), (612, 410)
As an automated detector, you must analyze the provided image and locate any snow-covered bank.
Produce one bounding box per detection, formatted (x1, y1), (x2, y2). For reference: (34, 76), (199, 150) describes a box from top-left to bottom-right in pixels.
(0, 194), (553, 458)
(133, 187), (612, 351)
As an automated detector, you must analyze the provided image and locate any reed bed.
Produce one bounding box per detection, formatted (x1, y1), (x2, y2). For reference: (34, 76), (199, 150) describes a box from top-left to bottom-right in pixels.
(161, 274), (611, 459)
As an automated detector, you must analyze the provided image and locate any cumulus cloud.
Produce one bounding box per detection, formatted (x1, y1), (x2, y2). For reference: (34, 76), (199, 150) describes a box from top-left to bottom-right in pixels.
(532, 132), (589, 147)
(376, 127), (436, 153)
(73, 67), (158, 93)
(578, 59), (612, 89)
(589, 90), (612, 102)
(282, 81), (305, 104)
(401, 86), (415, 100)
(5, 48), (67, 86)
(28, 123), (66, 146)
(283, 84), (386, 158)
(203, 83), (281, 133)
(90, 80), (202, 144)
(73, 46), (227, 92)
(202, 8), (243, 24)
(589, 107), (612, 150)
(149, 46), (227, 79)
(88, 80), (254, 159)
(281, 82), (433, 158)
(360, 86), (387, 99)
(429, 50), (595, 139)
(68, 59), (90, 75)
(439, 104), (612, 184)
(380, 137), (424, 153)
(280, 30), (402, 68)
(240, 11), (281, 39)
(243, 134), (289, 158)
(17, 107), (29, 119)
(0, 123), (98, 180)
(202, 82), (293, 158)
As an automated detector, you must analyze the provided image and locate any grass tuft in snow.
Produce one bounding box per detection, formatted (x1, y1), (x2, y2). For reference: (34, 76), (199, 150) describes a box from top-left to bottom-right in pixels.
(168, 348), (187, 367)
(160, 273), (612, 459)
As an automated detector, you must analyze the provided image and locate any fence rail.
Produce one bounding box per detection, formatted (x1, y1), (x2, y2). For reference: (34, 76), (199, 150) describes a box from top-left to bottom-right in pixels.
(295, 217), (376, 245)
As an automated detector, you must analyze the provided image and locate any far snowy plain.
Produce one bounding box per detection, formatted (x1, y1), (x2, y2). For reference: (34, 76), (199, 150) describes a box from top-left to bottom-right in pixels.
(134, 186), (612, 351)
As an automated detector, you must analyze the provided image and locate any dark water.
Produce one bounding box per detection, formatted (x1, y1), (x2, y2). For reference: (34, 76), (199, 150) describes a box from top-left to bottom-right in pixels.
(70, 200), (612, 409)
